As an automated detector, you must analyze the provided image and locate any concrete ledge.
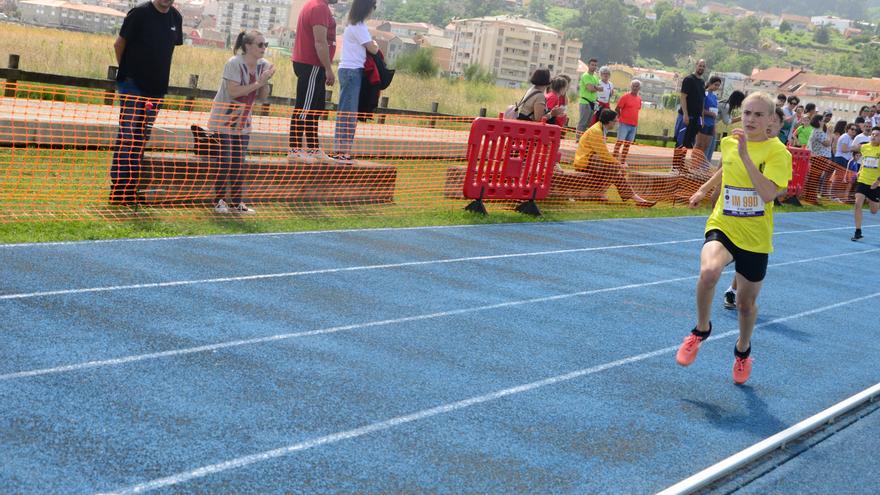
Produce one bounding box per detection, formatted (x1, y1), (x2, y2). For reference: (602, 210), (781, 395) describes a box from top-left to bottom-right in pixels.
(140, 152), (397, 205)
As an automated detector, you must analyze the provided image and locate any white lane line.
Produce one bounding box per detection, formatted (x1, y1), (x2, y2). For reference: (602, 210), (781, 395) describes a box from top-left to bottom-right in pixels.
(0, 214), (712, 248)
(95, 291), (880, 495)
(658, 381), (880, 495)
(3, 248), (875, 381)
(0, 238), (702, 300)
(1, 225), (869, 301)
(0, 210), (858, 249)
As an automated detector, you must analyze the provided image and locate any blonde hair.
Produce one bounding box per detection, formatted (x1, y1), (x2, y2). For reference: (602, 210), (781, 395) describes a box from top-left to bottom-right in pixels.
(743, 91), (775, 114)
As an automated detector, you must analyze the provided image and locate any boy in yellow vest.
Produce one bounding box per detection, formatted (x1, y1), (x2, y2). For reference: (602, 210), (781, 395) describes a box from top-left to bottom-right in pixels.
(850, 126), (880, 241)
(676, 92), (793, 385)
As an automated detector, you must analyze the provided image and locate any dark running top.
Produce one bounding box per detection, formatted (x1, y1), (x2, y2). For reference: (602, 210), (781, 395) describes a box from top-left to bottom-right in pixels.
(116, 1), (183, 98)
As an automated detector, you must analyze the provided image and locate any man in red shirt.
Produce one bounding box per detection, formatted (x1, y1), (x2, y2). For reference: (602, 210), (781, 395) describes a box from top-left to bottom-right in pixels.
(613, 79), (642, 165)
(289, 0), (338, 163)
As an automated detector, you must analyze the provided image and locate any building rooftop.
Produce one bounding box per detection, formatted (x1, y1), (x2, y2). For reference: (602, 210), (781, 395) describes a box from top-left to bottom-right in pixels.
(782, 72), (880, 94)
(750, 67), (804, 84)
(63, 3), (125, 16)
(20, 0), (66, 7)
(452, 15), (560, 35)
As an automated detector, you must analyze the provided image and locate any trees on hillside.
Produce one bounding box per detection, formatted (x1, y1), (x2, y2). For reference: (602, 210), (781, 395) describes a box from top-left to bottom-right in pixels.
(377, 0), (507, 27)
(638, 6), (695, 65)
(813, 25), (830, 44)
(527, 0), (547, 22)
(565, 0), (639, 64)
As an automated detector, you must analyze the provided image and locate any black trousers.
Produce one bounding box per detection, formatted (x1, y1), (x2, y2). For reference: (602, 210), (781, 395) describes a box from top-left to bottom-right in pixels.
(289, 62), (326, 151)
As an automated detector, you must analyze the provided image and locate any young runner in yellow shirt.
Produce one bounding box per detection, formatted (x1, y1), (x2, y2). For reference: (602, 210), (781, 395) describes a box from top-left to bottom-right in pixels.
(675, 92), (792, 385)
(850, 127), (880, 241)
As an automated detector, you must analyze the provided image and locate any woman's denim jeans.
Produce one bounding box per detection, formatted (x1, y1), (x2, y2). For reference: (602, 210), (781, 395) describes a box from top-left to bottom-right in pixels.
(335, 68), (363, 155)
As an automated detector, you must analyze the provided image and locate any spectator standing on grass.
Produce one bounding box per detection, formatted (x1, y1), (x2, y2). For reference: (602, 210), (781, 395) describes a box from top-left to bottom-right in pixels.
(207, 30), (275, 215)
(793, 103), (816, 147)
(289, 0), (338, 164)
(514, 69), (564, 123)
(836, 122), (858, 169)
(545, 76), (569, 128)
(110, 0), (183, 205)
(613, 79), (641, 166)
(590, 66), (614, 126)
(805, 113), (833, 202)
(673, 59), (707, 171)
(831, 119), (847, 159)
(577, 59), (600, 133)
(694, 76), (722, 163)
(332, 0), (379, 163)
(779, 95), (799, 143)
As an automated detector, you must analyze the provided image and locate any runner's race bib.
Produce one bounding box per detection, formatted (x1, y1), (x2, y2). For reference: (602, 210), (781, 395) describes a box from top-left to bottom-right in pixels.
(863, 157), (879, 169)
(723, 186), (765, 217)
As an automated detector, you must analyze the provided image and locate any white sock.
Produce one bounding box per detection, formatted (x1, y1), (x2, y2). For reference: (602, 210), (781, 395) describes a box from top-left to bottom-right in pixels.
(727, 285), (736, 293)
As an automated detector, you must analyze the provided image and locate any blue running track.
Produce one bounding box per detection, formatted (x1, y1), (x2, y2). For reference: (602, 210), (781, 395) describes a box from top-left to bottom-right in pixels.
(1, 211), (878, 494)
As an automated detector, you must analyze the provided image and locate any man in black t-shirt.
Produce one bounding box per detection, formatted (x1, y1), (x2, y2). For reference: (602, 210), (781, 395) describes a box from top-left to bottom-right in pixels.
(110, 0), (183, 205)
(671, 59), (707, 175)
(677, 59), (706, 150)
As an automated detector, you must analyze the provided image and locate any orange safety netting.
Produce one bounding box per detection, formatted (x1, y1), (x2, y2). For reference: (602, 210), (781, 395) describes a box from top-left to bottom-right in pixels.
(0, 83), (845, 223)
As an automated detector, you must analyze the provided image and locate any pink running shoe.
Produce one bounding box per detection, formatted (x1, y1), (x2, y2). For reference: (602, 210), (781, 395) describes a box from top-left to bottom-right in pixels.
(676, 330), (708, 366)
(733, 356), (753, 385)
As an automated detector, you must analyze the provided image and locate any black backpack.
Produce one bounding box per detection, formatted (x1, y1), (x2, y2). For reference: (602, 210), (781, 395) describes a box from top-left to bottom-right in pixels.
(190, 125), (220, 157)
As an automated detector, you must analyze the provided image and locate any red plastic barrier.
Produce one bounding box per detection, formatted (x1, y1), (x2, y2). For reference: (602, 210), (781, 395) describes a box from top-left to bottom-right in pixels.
(462, 116), (562, 214)
(787, 147), (811, 196)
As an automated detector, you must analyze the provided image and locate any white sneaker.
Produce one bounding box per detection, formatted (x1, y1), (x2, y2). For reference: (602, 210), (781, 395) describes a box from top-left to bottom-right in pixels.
(232, 202), (256, 214)
(312, 150), (338, 164)
(288, 149), (316, 164)
(214, 199), (229, 213)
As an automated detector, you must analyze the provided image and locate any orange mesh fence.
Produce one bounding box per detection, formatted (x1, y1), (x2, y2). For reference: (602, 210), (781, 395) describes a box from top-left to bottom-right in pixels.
(0, 83), (840, 223)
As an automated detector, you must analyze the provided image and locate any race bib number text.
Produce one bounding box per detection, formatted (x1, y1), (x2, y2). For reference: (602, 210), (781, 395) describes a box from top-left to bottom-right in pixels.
(723, 186), (765, 217)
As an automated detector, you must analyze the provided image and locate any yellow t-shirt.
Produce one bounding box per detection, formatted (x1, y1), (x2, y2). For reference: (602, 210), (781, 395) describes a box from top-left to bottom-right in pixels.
(857, 143), (880, 186)
(705, 136), (792, 254)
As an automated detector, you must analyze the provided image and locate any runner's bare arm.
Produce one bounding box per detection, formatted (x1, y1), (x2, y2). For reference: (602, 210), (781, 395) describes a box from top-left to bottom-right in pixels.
(688, 167), (723, 208)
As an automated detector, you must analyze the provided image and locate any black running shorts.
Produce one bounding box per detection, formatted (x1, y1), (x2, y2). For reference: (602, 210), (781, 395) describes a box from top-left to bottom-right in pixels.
(855, 182), (880, 203)
(705, 229), (769, 283)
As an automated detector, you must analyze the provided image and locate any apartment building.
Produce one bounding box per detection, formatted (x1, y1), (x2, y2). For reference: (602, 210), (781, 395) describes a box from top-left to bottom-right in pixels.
(449, 16), (582, 87)
(19, 0), (124, 34)
(216, 0), (291, 38)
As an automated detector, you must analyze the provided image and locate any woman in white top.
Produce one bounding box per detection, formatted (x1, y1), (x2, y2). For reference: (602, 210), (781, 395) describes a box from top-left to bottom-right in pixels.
(208, 30), (275, 214)
(590, 66), (613, 126)
(333, 0), (379, 162)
